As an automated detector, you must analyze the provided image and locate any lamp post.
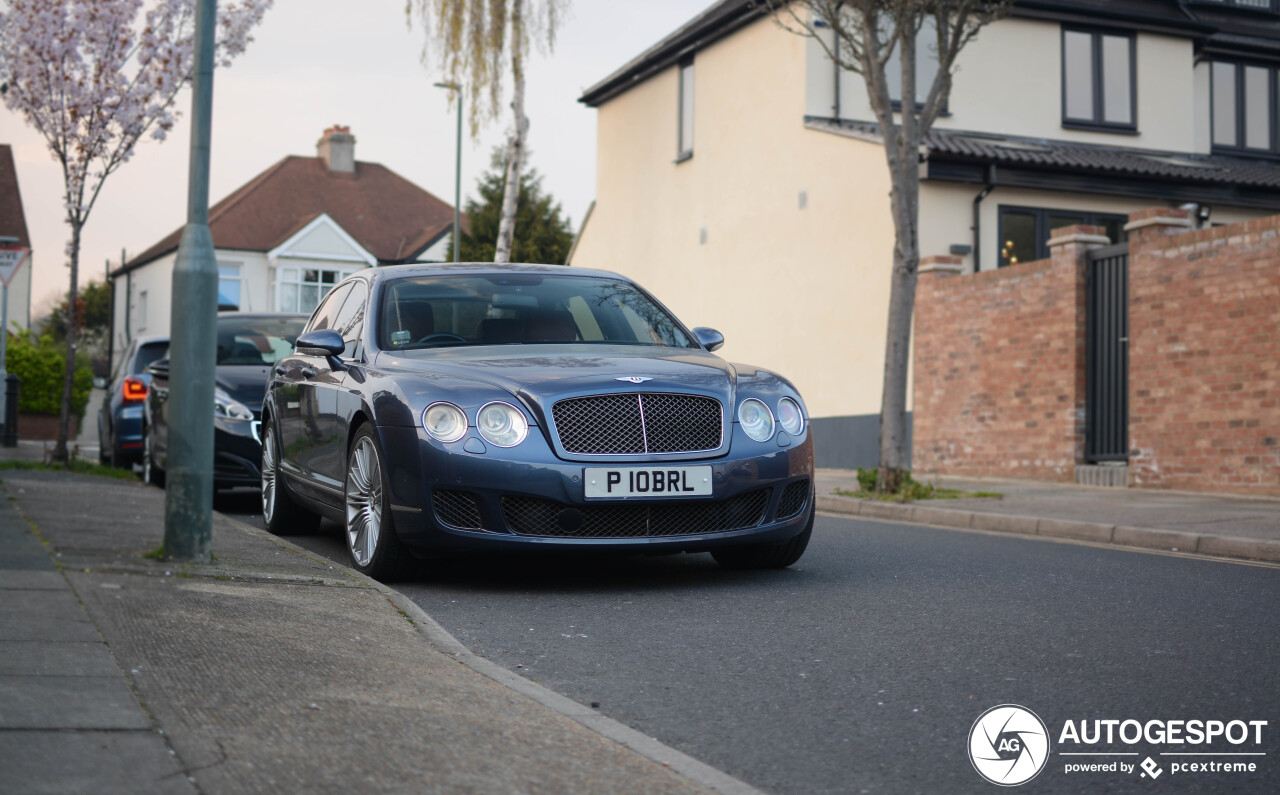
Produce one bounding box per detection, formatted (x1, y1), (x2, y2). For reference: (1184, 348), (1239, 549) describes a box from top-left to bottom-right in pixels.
(163, 0), (218, 562)
(434, 81), (462, 263)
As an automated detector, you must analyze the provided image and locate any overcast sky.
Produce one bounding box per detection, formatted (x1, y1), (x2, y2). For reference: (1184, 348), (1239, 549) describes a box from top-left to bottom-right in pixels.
(1, 0), (710, 314)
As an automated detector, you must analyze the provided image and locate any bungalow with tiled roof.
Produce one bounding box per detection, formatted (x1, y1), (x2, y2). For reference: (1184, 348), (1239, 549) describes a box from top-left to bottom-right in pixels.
(0, 144), (33, 332)
(109, 126), (455, 348)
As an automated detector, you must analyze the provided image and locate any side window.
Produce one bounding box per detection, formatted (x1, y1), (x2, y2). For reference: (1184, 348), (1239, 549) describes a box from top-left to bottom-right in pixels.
(677, 59), (694, 160)
(331, 282), (368, 359)
(307, 283), (350, 333)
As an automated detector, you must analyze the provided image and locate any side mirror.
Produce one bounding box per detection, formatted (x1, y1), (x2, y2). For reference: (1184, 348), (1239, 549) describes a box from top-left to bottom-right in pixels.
(295, 329), (345, 358)
(692, 327), (724, 352)
(92, 376), (108, 390)
(147, 359), (170, 379)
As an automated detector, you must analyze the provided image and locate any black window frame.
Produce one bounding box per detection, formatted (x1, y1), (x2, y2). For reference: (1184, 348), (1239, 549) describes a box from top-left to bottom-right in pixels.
(1188, 0), (1280, 14)
(1209, 59), (1280, 157)
(1061, 27), (1138, 134)
(676, 57), (694, 163)
(996, 205), (1129, 268)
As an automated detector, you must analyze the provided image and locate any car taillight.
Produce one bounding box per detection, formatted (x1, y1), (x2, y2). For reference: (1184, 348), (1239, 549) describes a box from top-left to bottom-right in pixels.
(122, 377), (148, 403)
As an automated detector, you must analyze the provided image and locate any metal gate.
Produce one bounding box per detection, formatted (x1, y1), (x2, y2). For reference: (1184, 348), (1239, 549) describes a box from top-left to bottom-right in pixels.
(1085, 243), (1129, 462)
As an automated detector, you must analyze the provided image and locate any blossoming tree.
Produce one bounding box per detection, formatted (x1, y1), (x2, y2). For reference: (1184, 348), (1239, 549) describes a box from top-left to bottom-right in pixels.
(0, 0), (271, 463)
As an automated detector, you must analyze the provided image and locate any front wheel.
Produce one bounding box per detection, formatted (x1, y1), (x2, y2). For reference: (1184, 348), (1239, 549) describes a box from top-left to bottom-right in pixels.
(712, 504), (814, 570)
(261, 420), (320, 535)
(344, 424), (406, 582)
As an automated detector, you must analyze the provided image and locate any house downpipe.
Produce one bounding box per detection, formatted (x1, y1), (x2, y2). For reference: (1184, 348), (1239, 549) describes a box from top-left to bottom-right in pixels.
(972, 165), (996, 271)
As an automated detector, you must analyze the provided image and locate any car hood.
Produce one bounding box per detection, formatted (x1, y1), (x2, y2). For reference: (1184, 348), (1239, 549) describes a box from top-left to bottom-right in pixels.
(376, 344), (740, 417)
(216, 365), (273, 414)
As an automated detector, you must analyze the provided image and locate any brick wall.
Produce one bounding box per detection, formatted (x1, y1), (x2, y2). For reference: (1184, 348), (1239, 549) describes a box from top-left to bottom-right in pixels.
(1127, 215), (1280, 493)
(913, 210), (1280, 496)
(912, 231), (1096, 481)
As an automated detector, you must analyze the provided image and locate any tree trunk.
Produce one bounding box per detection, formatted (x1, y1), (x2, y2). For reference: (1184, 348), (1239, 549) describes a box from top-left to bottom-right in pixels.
(493, 0), (528, 264)
(52, 221), (82, 465)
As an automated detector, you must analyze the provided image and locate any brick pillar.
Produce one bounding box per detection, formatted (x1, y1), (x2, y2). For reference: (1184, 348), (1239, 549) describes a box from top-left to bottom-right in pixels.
(1046, 225), (1109, 467)
(1123, 206), (1190, 246)
(919, 255), (965, 276)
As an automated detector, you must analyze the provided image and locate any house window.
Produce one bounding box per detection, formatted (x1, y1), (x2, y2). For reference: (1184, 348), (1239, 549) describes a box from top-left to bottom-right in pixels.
(885, 17), (941, 110)
(277, 266), (355, 314)
(677, 60), (694, 160)
(217, 262), (242, 310)
(1211, 61), (1278, 154)
(1062, 29), (1136, 131)
(997, 206), (1127, 267)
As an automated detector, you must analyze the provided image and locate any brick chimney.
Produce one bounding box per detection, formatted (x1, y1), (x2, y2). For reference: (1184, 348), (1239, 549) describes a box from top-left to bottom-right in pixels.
(317, 125), (355, 173)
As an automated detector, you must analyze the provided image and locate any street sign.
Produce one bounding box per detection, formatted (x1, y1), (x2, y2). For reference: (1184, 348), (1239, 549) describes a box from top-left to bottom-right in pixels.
(0, 247), (29, 287)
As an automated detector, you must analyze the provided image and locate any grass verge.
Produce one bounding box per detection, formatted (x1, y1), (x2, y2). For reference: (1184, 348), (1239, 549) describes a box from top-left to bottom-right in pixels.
(0, 459), (140, 481)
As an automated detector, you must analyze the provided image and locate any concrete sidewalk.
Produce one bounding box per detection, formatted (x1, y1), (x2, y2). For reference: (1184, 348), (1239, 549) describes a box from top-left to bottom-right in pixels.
(816, 469), (1280, 562)
(0, 466), (751, 795)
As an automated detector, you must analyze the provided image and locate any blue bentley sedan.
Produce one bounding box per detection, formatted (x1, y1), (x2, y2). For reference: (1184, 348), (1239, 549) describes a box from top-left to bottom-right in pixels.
(261, 264), (814, 580)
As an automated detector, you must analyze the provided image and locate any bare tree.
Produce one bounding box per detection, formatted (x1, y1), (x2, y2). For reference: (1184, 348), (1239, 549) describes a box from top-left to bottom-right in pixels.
(407, 0), (569, 263)
(765, 0), (1008, 492)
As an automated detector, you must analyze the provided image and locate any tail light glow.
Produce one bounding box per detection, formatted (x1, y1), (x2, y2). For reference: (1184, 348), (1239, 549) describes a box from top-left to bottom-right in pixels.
(122, 377), (148, 403)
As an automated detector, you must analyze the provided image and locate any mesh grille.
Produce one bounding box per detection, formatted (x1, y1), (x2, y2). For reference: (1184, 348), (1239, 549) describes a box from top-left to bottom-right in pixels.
(432, 490), (483, 530)
(551, 393), (722, 455)
(777, 479), (810, 519)
(501, 490), (769, 538)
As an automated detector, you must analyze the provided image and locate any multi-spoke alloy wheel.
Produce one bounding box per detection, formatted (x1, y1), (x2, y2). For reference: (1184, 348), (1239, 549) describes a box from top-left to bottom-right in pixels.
(343, 425), (404, 581)
(345, 436), (383, 568)
(261, 426), (279, 523)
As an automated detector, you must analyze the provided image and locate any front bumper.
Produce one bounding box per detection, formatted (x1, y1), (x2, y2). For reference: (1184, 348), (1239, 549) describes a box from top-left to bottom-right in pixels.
(213, 416), (262, 488)
(378, 422), (815, 554)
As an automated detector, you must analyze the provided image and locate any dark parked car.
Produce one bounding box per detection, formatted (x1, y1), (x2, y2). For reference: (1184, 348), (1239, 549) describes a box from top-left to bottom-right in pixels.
(143, 313), (307, 488)
(262, 264), (815, 581)
(97, 336), (170, 467)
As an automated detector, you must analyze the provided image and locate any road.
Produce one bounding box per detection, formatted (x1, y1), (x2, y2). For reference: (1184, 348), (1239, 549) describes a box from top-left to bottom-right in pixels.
(216, 489), (1280, 794)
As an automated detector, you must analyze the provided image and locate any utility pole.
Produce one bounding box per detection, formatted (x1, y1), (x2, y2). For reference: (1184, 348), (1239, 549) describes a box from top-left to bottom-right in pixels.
(434, 81), (463, 262)
(163, 0), (218, 562)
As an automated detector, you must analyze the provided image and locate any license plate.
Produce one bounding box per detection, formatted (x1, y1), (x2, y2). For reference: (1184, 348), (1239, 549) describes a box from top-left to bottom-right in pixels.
(584, 466), (713, 499)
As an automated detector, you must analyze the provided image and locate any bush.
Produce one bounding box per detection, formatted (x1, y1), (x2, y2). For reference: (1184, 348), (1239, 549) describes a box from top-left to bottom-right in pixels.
(856, 466), (878, 492)
(5, 330), (93, 419)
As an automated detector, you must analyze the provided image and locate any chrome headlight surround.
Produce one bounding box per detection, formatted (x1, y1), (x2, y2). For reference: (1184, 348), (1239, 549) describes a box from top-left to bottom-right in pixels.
(777, 397), (804, 436)
(738, 398), (775, 443)
(422, 402), (468, 443)
(476, 401), (529, 447)
(214, 387), (253, 421)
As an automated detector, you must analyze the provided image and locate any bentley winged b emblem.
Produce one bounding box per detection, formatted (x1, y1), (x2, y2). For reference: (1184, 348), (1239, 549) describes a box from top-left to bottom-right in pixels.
(615, 376), (653, 384)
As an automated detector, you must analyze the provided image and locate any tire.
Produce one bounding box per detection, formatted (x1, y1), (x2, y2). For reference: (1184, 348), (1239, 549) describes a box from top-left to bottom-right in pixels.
(142, 423), (165, 488)
(711, 502), (814, 570)
(98, 420), (110, 465)
(261, 419), (320, 536)
(343, 423), (406, 582)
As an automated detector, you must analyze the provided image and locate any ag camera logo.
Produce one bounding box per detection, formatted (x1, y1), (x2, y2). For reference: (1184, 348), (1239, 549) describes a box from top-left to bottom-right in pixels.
(969, 704), (1050, 786)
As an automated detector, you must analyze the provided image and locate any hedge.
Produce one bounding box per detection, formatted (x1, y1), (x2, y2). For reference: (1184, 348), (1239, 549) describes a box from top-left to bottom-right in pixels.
(6, 331), (93, 418)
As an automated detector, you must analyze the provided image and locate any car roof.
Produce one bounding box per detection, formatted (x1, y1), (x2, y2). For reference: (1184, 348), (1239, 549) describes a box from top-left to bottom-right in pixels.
(362, 262), (632, 282)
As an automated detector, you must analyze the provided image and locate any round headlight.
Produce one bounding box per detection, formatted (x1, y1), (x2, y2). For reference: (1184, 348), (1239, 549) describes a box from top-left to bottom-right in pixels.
(777, 397), (804, 436)
(476, 401), (529, 447)
(423, 402), (467, 443)
(738, 398), (775, 442)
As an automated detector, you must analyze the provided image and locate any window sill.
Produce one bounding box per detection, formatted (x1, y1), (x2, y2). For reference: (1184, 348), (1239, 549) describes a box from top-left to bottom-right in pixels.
(1061, 121), (1139, 136)
(674, 151), (693, 164)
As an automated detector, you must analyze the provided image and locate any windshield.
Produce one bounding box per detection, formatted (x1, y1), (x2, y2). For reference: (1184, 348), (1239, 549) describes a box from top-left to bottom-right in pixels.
(216, 315), (306, 366)
(379, 274), (697, 351)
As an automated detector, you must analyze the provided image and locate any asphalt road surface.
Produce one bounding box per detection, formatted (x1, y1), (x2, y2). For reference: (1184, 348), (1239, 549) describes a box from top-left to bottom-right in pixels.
(217, 489), (1280, 794)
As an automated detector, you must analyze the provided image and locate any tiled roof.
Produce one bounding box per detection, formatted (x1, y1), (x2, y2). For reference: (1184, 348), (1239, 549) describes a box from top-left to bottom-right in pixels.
(120, 155), (455, 273)
(0, 145), (31, 248)
(805, 117), (1280, 191)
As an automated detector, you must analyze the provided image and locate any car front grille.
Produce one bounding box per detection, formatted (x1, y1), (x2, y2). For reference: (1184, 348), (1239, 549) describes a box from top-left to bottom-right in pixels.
(777, 479), (811, 519)
(500, 489), (769, 538)
(551, 393), (722, 455)
(432, 489), (483, 530)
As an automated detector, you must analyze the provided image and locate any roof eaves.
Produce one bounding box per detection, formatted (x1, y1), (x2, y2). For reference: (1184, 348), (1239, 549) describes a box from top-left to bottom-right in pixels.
(579, 0), (762, 107)
(1011, 0), (1218, 36)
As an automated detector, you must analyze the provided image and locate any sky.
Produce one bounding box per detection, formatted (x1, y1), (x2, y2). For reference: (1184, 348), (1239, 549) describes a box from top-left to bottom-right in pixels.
(1, 0), (711, 315)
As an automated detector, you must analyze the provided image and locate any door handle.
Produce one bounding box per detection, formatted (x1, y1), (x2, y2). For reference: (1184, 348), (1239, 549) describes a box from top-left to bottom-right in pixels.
(301, 367), (317, 379)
